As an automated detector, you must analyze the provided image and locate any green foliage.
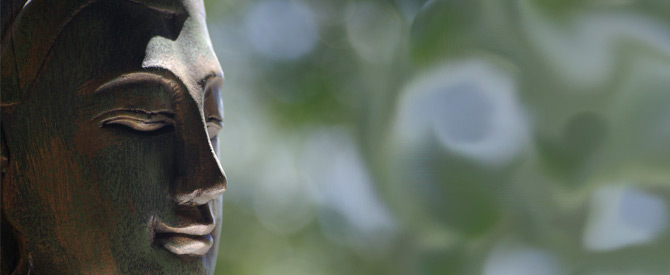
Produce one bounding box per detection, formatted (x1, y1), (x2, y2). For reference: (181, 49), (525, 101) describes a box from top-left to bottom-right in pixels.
(206, 0), (670, 273)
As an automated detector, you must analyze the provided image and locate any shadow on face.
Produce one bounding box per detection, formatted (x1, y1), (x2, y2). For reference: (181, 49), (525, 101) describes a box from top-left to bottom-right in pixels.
(1, 0), (226, 273)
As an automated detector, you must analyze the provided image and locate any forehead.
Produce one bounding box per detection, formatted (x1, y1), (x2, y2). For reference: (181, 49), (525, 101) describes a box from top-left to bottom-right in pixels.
(140, 0), (222, 105)
(123, 0), (204, 14)
(4, 0), (219, 106)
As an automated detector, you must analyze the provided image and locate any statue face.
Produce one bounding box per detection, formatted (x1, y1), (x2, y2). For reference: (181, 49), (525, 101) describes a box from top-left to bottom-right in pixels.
(1, 0), (226, 273)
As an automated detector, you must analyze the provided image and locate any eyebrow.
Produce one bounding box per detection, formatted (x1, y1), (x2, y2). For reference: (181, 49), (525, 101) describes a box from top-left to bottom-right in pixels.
(198, 72), (224, 89)
(94, 72), (180, 96)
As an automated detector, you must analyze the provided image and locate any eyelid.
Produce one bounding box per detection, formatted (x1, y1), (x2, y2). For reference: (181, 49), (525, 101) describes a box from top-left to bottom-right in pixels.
(206, 115), (223, 124)
(96, 109), (176, 132)
(206, 116), (223, 139)
(102, 115), (174, 132)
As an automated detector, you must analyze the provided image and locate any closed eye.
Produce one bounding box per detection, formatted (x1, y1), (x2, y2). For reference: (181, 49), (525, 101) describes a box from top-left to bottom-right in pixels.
(206, 116), (223, 140)
(98, 110), (175, 135)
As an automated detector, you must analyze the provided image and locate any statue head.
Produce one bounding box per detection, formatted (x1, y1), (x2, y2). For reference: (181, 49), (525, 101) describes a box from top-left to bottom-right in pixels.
(1, 0), (226, 273)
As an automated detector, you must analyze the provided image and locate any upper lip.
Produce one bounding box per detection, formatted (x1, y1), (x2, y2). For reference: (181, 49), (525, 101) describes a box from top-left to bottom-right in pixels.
(154, 219), (215, 236)
(151, 204), (217, 256)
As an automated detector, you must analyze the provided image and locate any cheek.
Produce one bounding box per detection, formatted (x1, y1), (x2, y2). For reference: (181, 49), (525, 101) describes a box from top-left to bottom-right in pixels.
(6, 137), (91, 223)
(69, 119), (180, 237)
(4, 136), (123, 270)
(85, 129), (177, 217)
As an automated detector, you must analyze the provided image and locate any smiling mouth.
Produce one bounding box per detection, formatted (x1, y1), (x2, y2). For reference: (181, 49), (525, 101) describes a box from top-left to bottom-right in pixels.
(151, 204), (216, 256)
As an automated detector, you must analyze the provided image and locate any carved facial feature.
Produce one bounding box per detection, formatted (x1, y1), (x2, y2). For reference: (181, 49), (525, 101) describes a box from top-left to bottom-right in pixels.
(203, 75), (225, 149)
(101, 111), (176, 133)
(88, 69), (226, 259)
(1, 0), (226, 274)
(93, 73), (179, 135)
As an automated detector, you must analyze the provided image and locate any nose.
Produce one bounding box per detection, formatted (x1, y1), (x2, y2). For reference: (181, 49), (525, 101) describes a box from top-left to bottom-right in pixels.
(139, 1), (226, 206)
(172, 122), (227, 206)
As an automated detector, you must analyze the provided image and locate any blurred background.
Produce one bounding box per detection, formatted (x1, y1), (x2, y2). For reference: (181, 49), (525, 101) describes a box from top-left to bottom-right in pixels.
(204, 0), (670, 274)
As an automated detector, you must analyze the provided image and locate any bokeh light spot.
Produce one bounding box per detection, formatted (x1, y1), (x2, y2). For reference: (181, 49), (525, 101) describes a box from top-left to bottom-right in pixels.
(245, 0), (318, 61)
(583, 185), (668, 251)
(484, 242), (561, 275)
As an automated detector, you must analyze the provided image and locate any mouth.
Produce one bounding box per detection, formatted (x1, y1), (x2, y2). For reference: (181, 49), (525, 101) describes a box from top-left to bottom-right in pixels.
(151, 204), (216, 256)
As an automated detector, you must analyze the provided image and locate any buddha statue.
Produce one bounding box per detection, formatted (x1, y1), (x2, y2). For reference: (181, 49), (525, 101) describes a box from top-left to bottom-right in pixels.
(1, 0), (227, 273)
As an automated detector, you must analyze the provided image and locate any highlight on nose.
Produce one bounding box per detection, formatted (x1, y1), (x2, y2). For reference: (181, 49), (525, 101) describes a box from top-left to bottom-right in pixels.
(174, 183), (226, 206)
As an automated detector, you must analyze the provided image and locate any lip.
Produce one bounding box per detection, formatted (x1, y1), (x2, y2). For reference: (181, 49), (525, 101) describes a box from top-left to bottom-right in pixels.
(152, 216), (216, 256)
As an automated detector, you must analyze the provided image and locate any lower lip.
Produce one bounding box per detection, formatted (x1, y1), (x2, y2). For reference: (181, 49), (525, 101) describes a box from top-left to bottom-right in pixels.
(155, 233), (214, 256)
